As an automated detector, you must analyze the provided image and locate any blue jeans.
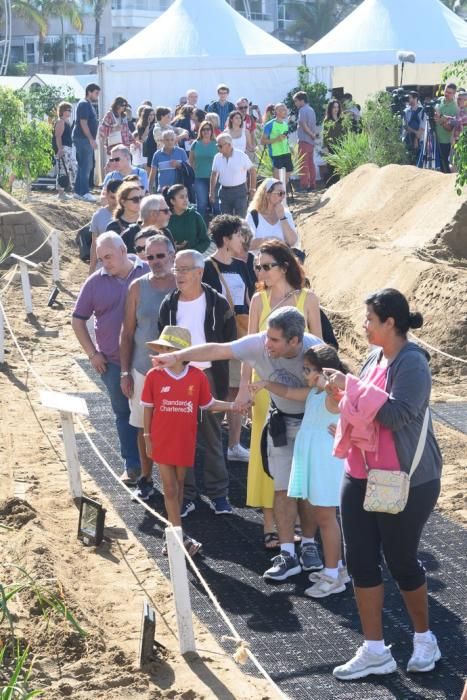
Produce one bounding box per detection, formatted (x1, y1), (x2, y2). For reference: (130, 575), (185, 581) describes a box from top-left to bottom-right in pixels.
(73, 137), (94, 196)
(101, 362), (140, 473)
(194, 178), (220, 224)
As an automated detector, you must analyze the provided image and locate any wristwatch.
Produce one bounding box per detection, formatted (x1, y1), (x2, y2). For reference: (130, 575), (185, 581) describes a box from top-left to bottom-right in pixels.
(120, 371), (130, 378)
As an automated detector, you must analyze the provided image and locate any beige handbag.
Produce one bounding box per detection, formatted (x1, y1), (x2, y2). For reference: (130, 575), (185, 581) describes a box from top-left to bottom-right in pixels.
(363, 408), (429, 515)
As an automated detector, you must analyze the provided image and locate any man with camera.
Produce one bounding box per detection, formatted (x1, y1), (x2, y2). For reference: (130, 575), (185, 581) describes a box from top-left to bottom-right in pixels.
(403, 91), (426, 167)
(434, 83), (458, 173)
(261, 103), (293, 189)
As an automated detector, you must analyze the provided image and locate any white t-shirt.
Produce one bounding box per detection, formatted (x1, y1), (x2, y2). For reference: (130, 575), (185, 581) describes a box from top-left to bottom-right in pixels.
(229, 127), (247, 152)
(246, 209), (297, 244)
(176, 293), (211, 369)
(212, 148), (252, 187)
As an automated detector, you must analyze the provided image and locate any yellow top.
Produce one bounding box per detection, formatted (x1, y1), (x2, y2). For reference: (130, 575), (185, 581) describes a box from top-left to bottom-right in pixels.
(258, 288), (308, 331)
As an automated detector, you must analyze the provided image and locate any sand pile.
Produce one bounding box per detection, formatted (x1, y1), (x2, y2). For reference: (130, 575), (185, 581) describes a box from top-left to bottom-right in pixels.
(300, 164), (467, 377)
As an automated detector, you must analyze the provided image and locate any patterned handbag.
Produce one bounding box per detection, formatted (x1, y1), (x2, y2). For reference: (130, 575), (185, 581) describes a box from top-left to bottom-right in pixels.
(363, 408), (430, 515)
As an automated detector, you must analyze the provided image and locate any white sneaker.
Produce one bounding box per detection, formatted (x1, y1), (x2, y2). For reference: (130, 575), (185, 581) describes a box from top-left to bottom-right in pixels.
(227, 443), (250, 462)
(333, 644), (397, 681)
(308, 565), (350, 584)
(73, 193), (83, 200)
(305, 573), (346, 598)
(407, 632), (441, 672)
(81, 192), (97, 202)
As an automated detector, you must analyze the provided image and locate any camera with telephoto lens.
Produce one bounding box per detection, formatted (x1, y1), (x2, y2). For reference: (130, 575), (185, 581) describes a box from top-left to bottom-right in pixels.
(424, 99), (439, 120)
(391, 87), (409, 116)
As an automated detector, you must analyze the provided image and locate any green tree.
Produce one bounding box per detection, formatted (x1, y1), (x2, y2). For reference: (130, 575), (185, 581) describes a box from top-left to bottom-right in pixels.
(440, 0), (467, 13)
(441, 60), (467, 194)
(24, 0), (83, 69)
(18, 84), (77, 119)
(284, 66), (328, 125)
(284, 0), (358, 50)
(91, 0), (109, 58)
(10, 0), (47, 35)
(0, 87), (53, 197)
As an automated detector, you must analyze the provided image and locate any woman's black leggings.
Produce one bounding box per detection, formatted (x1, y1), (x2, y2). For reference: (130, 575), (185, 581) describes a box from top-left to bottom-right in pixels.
(341, 474), (440, 591)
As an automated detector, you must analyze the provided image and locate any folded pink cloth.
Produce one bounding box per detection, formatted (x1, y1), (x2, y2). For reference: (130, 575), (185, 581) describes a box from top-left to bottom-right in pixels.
(333, 374), (388, 459)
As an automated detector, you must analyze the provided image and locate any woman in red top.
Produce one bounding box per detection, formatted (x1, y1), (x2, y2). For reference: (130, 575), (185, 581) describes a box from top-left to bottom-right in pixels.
(141, 326), (241, 554)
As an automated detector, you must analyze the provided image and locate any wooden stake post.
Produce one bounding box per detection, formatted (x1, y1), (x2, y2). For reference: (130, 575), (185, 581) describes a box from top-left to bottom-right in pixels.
(40, 390), (88, 504)
(165, 526), (196, 654)
(51, 230), (60, 283)
(10, 254), (39, 315)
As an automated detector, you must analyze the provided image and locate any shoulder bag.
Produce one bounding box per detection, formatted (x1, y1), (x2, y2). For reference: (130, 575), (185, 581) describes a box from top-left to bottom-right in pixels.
(363, 407), (430, 514)
(107, 113), (123, 147)
(209, 258), (249, 337)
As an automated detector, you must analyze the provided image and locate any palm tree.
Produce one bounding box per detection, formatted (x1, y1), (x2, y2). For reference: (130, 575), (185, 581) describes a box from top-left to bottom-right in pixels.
(441, 0), (467, 11)
(26, 0), (83, 70)
(91, 0), (109, 58)
(11, 0), (47, 37)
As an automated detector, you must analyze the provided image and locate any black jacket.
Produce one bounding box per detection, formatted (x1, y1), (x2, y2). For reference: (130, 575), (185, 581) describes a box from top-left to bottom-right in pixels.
(158, 283), (237, 400)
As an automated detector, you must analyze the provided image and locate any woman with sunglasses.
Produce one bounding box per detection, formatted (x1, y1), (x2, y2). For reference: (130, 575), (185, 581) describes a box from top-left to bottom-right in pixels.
(246, 178), (298, 250)
(99, 96), (134, 154)
(224, 110), (253, 153)
(164, 184), (211, 254)
(237, 239), (322, 550)
(106, 181), (144, 253)
(189, 120), (219, 224)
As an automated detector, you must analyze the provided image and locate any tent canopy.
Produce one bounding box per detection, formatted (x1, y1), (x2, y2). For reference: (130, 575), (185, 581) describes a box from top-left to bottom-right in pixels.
(304, 0), (467, 66)
(99, 0), (301, 108)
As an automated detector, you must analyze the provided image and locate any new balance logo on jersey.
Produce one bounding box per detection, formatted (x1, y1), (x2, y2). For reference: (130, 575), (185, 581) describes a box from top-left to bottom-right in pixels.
(160, 386), (171, 393)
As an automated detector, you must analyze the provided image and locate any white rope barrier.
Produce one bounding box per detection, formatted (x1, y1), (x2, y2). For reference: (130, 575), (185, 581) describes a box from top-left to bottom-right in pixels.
(0, 299), (289, 700)
(0, 264), (18, 296)
(22, 227), (55, 259)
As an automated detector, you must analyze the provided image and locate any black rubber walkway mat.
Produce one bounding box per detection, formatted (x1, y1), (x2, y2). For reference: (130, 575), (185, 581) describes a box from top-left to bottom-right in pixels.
(74, 360), (466, 699)
(432, 402), (467, 435)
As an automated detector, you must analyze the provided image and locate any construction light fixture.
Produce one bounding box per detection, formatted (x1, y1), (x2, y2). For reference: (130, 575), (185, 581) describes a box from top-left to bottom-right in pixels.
(77, 496), (106, 546)
(139, 601), (156, 666)
(47, 286), (60, 307)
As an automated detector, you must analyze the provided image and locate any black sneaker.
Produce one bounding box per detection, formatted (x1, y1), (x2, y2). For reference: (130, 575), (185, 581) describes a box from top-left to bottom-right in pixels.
(132, 476), (155, 501)
(263, 551), (301, 581)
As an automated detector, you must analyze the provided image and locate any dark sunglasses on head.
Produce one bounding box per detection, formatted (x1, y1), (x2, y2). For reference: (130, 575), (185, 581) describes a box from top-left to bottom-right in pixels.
(254, 262), (280, 272)
(146, 253), (167, 260)
(125, 195), (144, 203)
(109, 156), (121, 163)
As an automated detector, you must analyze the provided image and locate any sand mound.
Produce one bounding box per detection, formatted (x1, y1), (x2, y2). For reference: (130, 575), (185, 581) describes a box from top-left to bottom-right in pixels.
(0, 496), (37, 527)
(300, 164), (467, 377)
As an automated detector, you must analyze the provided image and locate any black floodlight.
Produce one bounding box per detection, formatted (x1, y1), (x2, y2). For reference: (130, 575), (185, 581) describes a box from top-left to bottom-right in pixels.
(139, 601), (156, 666)
(47, 286), (60, 307)
(78, 496), (106, 546)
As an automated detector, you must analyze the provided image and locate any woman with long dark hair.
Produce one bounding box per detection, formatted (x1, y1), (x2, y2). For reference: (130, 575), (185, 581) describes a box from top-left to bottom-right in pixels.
(323, 99), (346, 186)
(99, 96), (134, 154)
(224, 109), (253, 152)
(325, 288), (442, 681)
(164, 184), (210, 253)
(133, 106), (156, 169)
(236, 239), (322, 549)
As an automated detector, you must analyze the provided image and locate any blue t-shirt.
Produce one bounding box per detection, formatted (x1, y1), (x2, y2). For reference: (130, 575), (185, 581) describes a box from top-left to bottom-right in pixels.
(72, 99), (98, 139)
(151, 147), (187, 191)
(103, 167), (149, 192)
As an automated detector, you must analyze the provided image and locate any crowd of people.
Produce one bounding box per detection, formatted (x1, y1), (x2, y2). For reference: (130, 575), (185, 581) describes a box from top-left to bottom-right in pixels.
(66, 81), (450, 684)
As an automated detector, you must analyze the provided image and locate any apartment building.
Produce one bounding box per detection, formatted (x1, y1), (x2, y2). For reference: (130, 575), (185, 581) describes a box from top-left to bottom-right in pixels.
(10, 0), (311, 74)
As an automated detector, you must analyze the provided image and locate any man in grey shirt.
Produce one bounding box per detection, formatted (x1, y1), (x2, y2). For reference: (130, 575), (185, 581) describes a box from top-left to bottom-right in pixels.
(293, 91), (317, 192)
(120, 234), (176, 500)
(152, 306), (323, 582)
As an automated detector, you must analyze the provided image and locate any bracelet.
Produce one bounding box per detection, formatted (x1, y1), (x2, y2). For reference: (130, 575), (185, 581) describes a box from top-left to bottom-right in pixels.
(143, 433), (151, 437)
(279, 216), (287, 221)
(89, 349), (98, 360)
(120, 371), (130, 378)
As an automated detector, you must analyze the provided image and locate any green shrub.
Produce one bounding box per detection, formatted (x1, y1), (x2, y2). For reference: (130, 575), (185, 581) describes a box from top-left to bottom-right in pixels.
(325, 131), (370, 178)
(284, 66), (328, 126)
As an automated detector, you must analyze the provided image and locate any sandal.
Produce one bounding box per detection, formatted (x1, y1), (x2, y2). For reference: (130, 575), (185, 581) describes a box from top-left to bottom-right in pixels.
(263, 532), (280, 550)
(162, 536), (202, 557)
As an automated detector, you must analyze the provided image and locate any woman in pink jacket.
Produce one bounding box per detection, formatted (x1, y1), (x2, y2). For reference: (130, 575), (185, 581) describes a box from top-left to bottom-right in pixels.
(324, 288), (442, 683)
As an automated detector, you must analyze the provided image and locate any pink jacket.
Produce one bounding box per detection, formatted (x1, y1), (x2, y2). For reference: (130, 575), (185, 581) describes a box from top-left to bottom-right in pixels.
(333, 374), (388, 459)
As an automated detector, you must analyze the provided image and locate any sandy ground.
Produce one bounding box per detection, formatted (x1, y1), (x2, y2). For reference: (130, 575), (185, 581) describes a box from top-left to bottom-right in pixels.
(1, 166), (466, 695)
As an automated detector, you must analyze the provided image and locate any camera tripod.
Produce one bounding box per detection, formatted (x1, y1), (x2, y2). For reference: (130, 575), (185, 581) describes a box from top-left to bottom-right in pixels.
(420, 117), (439, 170)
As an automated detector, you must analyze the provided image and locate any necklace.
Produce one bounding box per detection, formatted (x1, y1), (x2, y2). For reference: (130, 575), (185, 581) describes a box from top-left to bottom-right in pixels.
(268, 288), (299, 314)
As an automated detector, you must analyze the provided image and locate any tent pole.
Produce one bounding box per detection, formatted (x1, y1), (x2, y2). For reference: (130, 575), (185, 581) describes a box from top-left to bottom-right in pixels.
(393, 64), (398, 88)
(97, 60), (105, 186)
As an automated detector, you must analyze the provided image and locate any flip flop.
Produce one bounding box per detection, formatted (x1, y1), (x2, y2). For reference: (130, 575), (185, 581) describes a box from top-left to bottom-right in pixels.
(162, 536), (202, 557)
(263, 532), (280, 550)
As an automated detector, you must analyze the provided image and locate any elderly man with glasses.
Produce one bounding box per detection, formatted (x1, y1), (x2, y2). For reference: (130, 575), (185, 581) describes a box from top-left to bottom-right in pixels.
(120, 233), (176, 500)
(120, 194), (176, 255)
(158, 249), (237, 516)
(102, 145), (149, 191)
(210, 134), (256, 218)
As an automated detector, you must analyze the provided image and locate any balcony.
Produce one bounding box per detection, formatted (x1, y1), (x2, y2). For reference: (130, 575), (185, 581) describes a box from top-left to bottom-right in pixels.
(111, 0), (170, 28)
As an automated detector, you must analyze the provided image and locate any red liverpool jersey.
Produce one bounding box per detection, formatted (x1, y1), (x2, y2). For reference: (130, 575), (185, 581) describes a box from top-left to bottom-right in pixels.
(141, 365), (214, 467)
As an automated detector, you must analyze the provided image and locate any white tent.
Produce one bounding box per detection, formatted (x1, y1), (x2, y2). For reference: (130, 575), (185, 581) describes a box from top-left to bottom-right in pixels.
(303, 0), (467, 104)
(99, 0), (302, 111)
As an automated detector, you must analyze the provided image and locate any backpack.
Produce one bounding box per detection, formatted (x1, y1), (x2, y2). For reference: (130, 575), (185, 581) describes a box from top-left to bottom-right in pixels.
(75, 224), (92, 262)
(407, 106), (424, 132)
(177, 161), (196, 203)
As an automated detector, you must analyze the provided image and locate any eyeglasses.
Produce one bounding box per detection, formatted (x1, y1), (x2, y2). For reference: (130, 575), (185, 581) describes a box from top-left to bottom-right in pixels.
(108, 156), (121, 163)
(147, 253), (167, 260)
(254, 262), (280, 272)
(157, 207), (170, 214)
(271, 191), (286, 196)
(238, 106), (248, 111)
(125, 195), (144, 203)
(171, 266), (196, 274)
(201, 127), (212, 132)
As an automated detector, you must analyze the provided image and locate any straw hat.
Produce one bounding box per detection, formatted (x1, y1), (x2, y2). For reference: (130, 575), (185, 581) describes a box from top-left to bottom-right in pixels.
(146, 326), (191, 352)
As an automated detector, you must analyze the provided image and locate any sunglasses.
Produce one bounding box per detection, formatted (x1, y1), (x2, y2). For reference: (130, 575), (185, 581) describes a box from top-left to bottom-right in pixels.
(135, 244), (147, 253)
(125, 195), (144, 203)
(147, 253), (167, 260)
(254, 262), (280, 272)
(108, 156), (121, 163)
(271, 190), (286, 196)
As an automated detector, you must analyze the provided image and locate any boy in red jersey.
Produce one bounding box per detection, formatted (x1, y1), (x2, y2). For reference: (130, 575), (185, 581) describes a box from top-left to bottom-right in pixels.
(141, 326), (242, 555)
